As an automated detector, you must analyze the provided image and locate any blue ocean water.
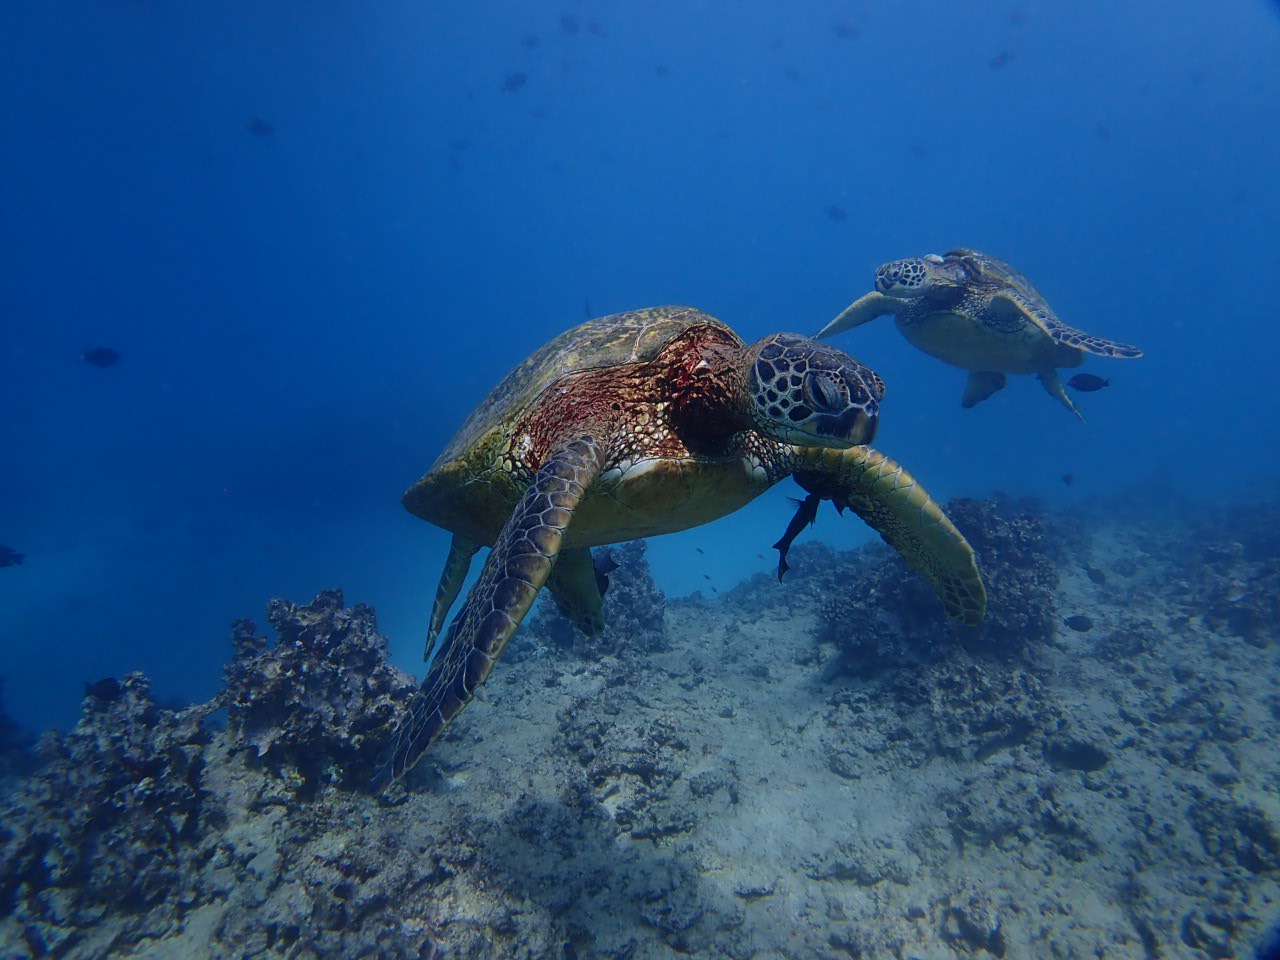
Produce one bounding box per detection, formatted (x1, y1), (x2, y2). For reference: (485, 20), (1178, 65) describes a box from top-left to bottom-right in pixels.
(1, 0), (1278, 737)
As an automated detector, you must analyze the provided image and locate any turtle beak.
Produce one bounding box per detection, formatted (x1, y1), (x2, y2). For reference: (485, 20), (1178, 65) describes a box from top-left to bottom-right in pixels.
(841, 406), (878, 446)
(855, 408), (878, 445)
(835, 368), (881, 445)
(812, 402), (877, 447)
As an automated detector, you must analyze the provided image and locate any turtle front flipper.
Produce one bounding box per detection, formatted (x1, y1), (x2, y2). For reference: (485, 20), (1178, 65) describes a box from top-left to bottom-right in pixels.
(1049, 323), (1142, 359)
(814, 292), (899, 339)
(999, 288), (1144, 360)
(791, 445), (987, 625)
(425, 534), (481, 660)
(1036, 369), (1085, 421)
(373, 437), (607, 789)
(546, 547), (606, 636)
(1064, 330), (1146, 360)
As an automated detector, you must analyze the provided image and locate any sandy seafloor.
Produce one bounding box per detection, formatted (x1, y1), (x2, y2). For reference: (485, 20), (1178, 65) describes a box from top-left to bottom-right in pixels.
(2, 490), (1279, 960)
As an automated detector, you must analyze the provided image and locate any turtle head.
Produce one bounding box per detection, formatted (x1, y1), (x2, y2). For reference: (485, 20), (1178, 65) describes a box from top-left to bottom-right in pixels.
(744, 333), (884, 447)
(874, 253), (962, 299)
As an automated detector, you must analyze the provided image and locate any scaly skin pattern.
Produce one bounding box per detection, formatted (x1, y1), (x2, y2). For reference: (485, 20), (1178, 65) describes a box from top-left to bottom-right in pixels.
(792, 445), (987, 626)
(373, 438), (606, 790)
(934, 249), (1143, 361)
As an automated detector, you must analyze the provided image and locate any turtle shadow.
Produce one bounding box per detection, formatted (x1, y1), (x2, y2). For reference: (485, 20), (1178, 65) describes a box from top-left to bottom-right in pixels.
(479, 788), (725, 957)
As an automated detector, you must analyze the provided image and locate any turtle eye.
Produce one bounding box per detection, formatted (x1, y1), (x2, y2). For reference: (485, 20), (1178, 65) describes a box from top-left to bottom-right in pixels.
(802, 373), (844, 413)
(874, 268), (895, 291)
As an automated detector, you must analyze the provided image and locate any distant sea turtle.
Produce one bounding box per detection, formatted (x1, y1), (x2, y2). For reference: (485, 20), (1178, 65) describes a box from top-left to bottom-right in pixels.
(815, 249), (1142, 419)
(375, 306), (987, 786)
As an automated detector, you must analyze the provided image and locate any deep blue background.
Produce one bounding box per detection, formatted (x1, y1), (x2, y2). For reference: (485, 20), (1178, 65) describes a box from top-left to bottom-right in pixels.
(2, 0), (1278, 731)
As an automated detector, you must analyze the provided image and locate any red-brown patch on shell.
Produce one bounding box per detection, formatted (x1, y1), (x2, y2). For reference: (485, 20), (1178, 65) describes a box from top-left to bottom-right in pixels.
(510, 322), (750, 471)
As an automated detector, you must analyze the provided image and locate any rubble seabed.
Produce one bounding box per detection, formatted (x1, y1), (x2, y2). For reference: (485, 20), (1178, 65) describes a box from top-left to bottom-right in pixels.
(2, 498), (1279, 960)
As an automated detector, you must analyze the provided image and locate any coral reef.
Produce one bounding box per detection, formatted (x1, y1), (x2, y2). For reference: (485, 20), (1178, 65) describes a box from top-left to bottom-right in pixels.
(224, 589), (417, 792)
(762, 496), (1059, 683)
(941, 497), (1060, 654)
(559, 695), (696, 842)
(2, 493), (1280, 959)
(0, 594), (438, 960)
(0, 674), (215, 957)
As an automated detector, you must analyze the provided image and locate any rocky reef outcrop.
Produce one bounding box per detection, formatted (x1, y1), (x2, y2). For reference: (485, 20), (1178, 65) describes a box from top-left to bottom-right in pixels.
(224, 589), (417, 792)
(764, 496), (1059, 680)
(0, 674), (216, 957)
(2, 493), (1280, 960)
(0, 592), (435, 960)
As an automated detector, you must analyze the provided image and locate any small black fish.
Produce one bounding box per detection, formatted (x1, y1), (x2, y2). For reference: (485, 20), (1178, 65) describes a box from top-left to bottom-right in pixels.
(81, 347), (121, 368)
(1067, 374), (1110, 392)
(989, 50), (1015, 69)
(1085, 566), (1107, 585)
(502, 72), (528, 93)
(1061, 473), (1075, 486)
(245, 117), (274, 137)
(0, 545), (23, 567)
(695, 547), (704, 555)
(702, 573), (711, 580)
(772, 491), (822, 581)
(592, 548), (620, 596)
(1063, 615), (1094, 632)
(84, 677), (122, 702)
(826, 205), (847, 221)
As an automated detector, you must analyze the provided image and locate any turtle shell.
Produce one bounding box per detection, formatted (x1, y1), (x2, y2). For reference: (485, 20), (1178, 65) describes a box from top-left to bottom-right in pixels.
(404, 306), (746, 543)
(430, 305), (730, 471)
(945, 248), (1056, 329)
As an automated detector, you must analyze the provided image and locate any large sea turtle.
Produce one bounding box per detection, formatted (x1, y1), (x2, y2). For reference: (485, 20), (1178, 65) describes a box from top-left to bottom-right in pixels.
(374, 306), (986, 787)
(815, 249), (1143, 419)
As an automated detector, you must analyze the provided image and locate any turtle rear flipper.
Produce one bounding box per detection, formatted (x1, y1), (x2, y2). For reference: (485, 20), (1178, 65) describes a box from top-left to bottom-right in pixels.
(1036, 369), (1085, 421)
(962, 371), (1007, 408)
(814, 291), (899, 339)
(547, 547), (606, 636)
(792, 445), (986, 626)
(424, 534), (481, 660)
(374, 437), (606, 789)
